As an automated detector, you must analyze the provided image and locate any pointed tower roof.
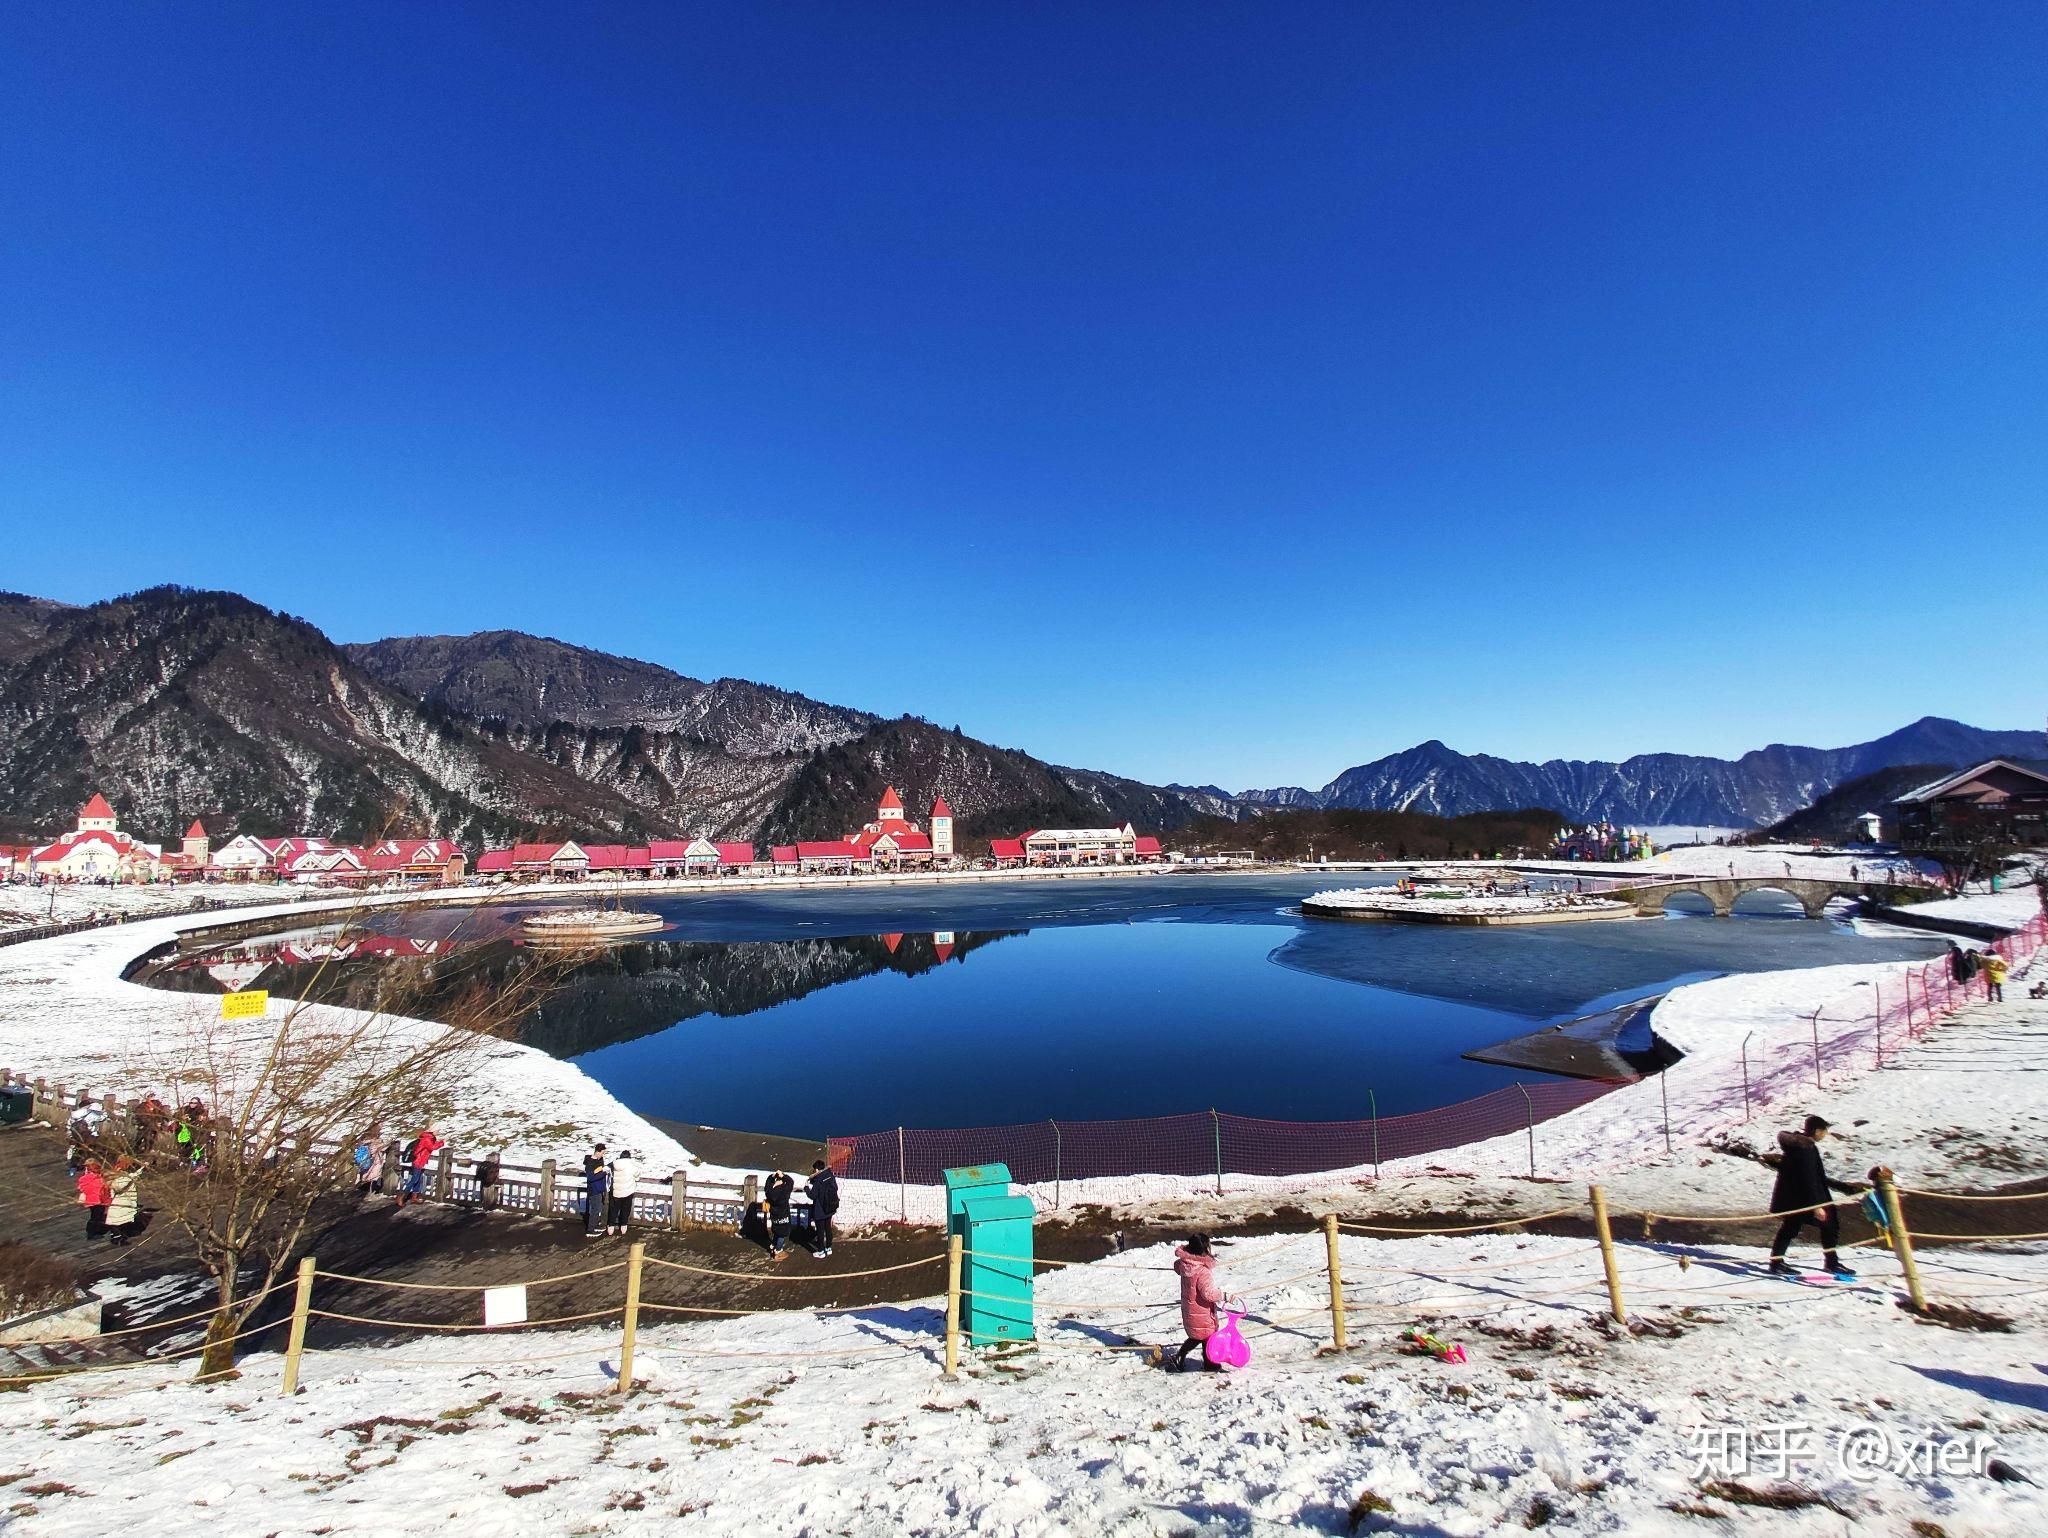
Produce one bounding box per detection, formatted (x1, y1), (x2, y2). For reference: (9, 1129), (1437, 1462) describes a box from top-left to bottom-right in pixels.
(80, 793), (115, 820)
(186, 819), (208, 838)
(931, 795), (953, 818)
(877, 785), (903, 813)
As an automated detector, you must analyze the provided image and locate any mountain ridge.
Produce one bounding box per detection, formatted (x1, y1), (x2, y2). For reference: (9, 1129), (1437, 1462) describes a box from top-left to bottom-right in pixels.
(1239, 717), (2048, 827)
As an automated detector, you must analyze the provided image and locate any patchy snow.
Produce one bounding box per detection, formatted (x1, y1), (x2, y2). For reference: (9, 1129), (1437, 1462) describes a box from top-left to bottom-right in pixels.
(1306, 887), (1632, 918)
(0, 881), (354, 934)
(2, 1227), (2044, 1535)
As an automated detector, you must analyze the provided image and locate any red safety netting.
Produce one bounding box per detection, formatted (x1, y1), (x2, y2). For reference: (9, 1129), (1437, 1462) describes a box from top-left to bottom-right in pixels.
(826, 1077), (1626, 1189)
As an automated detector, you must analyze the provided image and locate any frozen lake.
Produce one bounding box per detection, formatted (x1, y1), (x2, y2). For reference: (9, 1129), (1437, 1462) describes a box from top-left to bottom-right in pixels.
(145, 872), (1946, 1138)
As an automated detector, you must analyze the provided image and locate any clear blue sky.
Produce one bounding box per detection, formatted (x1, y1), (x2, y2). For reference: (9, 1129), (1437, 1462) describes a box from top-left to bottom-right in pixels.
(4, 3), (2042, 791)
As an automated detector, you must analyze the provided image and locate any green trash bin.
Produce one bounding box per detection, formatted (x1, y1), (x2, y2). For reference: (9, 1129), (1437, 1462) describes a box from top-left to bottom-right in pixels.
(957, 1190), (1036, 1344)
(0, 1086), (31, 1127)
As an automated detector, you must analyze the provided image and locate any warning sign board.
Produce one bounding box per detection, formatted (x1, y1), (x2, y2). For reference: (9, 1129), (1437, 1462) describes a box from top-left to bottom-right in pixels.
(220, 990), (269, 1020)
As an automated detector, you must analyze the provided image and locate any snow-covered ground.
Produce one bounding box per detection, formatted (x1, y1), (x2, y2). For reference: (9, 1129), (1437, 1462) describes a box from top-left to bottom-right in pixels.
(0, 899), (744, 1192)
(1306, 887), (1632, 919)
(0, 881), (354, 934)
(2, 1226), (2043, 1536)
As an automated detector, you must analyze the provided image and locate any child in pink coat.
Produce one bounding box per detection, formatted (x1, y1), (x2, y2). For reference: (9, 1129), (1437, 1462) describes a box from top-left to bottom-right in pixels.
(1172, 1235), (1229, 1371)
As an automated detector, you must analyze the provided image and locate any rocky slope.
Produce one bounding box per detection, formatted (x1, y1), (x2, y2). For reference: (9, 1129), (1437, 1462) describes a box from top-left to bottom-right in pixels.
(1241, 719), (2047, 828)
(0, 589), (1240, 847)
(344, 631), (877, 754)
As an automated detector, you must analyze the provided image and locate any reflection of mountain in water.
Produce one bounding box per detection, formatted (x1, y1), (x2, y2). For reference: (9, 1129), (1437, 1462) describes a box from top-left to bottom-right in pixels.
(145, 928), (1017, 1059)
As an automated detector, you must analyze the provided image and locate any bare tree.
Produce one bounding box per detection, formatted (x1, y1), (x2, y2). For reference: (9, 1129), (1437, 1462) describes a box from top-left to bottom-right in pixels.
(113, 905), (578, 1377)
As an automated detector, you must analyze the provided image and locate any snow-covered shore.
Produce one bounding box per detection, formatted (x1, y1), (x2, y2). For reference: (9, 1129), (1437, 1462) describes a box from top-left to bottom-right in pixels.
(3, 1226), (2044, 1536)
(0, 879), (2038, 1224)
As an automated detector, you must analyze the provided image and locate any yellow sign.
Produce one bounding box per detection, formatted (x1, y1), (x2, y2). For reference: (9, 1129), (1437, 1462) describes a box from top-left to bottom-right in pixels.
(220, 990), (269, 1020)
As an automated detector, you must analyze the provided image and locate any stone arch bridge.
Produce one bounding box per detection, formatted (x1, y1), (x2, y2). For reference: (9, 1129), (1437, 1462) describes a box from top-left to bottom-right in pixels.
(1605, 876), (1906, 920)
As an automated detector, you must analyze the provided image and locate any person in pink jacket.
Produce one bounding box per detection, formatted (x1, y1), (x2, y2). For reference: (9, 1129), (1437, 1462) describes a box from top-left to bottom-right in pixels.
(1172, 1235), (1229, 1371)
(77, 1161), (112, 1241)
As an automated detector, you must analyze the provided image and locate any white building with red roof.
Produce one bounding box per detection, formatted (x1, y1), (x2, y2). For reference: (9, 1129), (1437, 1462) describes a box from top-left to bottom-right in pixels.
(840, 787), (955, 870)
(29, 795), (171, 882)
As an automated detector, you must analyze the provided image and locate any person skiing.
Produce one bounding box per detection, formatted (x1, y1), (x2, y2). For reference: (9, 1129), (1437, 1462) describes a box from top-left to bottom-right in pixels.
(763, 1168), (795, 1260)
(1767, 1115), (1854, 1278)
(1171, 1235), (1231, 1371)
(607, 1149), (640, 1235)
(583, 1143), (610, 1238)
(806, 1159), (840, 1258)
(1982, 950), (2009, 1003)
(77, 1160), (111, 1241)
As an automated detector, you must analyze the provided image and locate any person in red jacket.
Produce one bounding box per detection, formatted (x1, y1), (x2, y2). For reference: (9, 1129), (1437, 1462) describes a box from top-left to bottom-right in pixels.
(77, 1161), (111, 1240)
(1171, 1235), (1231, 1371)
(397, 1128), (444, 1207)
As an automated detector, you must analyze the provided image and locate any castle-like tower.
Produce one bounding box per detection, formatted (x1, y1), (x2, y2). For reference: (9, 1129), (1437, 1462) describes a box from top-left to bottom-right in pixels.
(182, 819), (211, 865)
(76, 794), (118, 834)
(930, 795), (953, 859)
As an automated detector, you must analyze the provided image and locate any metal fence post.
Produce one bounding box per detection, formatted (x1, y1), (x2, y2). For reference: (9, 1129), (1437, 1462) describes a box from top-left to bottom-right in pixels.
(1049, 1120), (1062, 1212)
(1873, 982), (1884, 1068)
(1658, 1070), (1672, 1155)
(1739, 1034), (1753, 1122)
(1517, 1085), (1535, 1177)
(1369, 1089), (1380, 1178)
(1809, 1009), (1824, 1089)
(897, 1127), (907, 1223)
(1210, 1108), (1223, 1197)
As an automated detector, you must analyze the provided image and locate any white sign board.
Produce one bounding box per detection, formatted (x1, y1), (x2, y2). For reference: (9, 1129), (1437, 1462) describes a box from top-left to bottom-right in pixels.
(483, 1285), (528, 1329)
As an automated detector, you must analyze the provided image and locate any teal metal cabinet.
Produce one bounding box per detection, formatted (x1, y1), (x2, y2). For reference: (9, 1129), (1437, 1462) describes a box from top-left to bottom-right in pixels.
(943, 1164), (1036, 1345)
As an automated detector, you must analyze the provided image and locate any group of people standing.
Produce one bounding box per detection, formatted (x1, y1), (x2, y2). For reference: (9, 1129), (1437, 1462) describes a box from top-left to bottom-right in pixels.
(580, 1143), (644, 1237)
(350, 1126), (452, 1207)
(66, 1091), (212, 1245)
(735, 1161), (840, 1259)
(1948, 940), (2009, 1003)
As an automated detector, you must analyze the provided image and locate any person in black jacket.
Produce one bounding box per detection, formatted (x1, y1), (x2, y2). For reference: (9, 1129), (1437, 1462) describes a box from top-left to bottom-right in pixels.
(763, 1169), (795, 1260)
(806, 1160), (840, 1258)
(1768, 1115), (1854, 1277)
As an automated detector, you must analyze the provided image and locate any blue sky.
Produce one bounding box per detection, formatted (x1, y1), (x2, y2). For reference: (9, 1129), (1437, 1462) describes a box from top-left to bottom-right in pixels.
(4, 3), (2042, 791)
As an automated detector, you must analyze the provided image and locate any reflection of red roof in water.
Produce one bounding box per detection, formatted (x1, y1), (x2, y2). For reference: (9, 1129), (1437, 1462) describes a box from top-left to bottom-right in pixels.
(932, 940), (954, 962)
(881, 932), (902, 953)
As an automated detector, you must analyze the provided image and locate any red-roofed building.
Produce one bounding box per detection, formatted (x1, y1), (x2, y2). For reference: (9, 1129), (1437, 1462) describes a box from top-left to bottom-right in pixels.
(29, 795), (170, 882)
(715, 841), (755, 871)
(475, 848), (514, 876)
(987, 837), (1025, 867)
(1133, 836), (1165, 862)
(770, 845), (801, 874)
(792, 839), (870, 873)
(823, 787), (957, 869)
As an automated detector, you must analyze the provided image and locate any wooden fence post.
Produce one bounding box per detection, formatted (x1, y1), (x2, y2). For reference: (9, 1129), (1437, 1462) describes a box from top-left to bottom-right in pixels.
(616, 1241), (645, 1394)
(1877, 1171), (1926, 1313)
(1589, 1186), (1626, 1325)
(538, 1157), (557, 1215)
(943, 1232), (963, 1379)
(280, 1255), (316, 1395)
(671, 1170), (688, 1232)
(1323, 1214), (1348, 1350)
(433, 1146), (452, 1201)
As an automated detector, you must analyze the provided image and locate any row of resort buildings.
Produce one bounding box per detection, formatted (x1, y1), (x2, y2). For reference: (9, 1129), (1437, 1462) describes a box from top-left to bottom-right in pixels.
(3, 789), (1168, 886)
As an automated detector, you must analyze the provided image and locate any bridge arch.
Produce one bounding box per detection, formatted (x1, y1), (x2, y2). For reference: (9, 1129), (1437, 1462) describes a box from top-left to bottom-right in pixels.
(1651, 888), (1721, 917)
(1728, 885), (1821, 919)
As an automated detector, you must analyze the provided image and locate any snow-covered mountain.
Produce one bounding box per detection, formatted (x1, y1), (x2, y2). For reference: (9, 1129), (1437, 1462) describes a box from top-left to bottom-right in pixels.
(0, 589), (1240, 846)
(1240, 719), (2048, 828)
